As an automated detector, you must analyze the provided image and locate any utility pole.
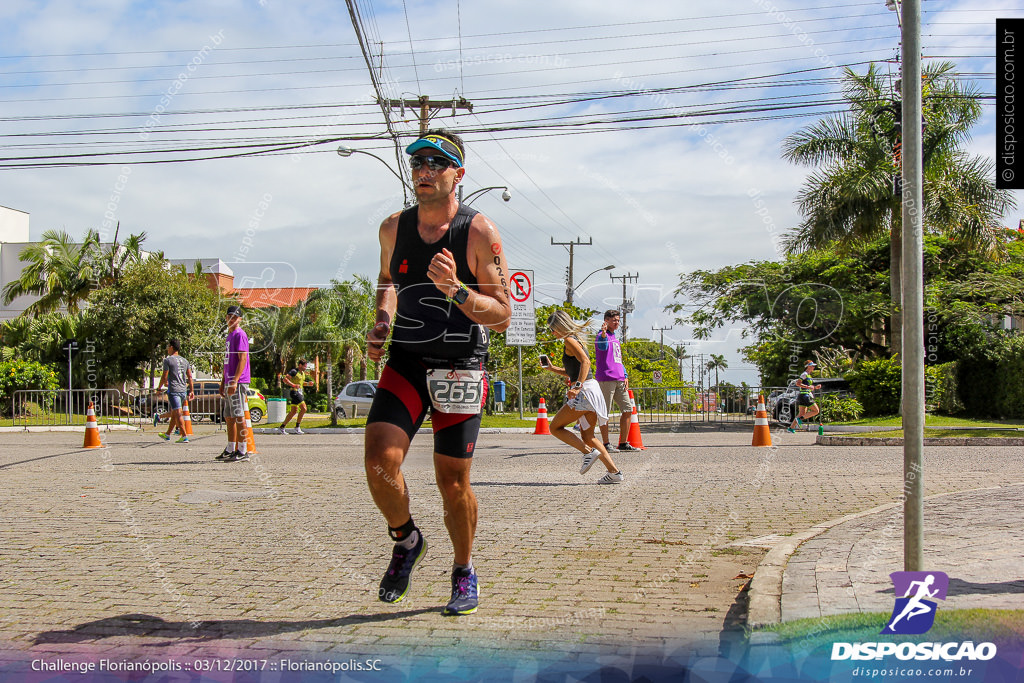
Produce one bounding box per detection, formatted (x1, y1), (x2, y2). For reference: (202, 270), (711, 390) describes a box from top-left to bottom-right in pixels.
(381, 95), (473, 135)
(550, 237), (592, 304)
(652, 325), (673, 359)
(900, 0), (925, 573)
(610, 272), (639, 341)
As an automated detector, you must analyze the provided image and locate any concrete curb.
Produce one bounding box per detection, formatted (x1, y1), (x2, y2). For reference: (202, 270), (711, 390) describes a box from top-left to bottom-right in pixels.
(746, 482), (1024, 633)
(817, 435), (1024, 446)
(0, 425), (140, 433)
(746, 500), (901, 630)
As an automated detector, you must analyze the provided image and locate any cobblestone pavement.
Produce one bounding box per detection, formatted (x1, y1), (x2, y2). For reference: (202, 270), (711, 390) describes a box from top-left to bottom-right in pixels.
(780, 483), (1024, 622)
(1, 428), (1022, 671)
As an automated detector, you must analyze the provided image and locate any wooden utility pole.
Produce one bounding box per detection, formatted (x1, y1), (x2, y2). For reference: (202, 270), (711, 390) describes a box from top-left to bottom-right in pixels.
(610, 272), (639, 342)
(381, 96), (473, 135)
(550, 237), (593, 305)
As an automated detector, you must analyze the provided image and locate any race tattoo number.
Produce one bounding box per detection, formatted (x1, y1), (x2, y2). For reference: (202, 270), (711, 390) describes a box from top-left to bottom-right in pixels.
(426, 369), (485, 415)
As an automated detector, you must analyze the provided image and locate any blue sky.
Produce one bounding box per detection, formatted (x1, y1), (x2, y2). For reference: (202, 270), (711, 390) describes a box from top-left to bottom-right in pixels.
(0, 0), (1018, 385)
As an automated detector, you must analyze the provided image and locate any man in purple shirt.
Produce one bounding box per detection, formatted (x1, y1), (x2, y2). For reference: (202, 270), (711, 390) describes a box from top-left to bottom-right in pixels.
(595, 309), (640, 452)
(218, 305), (251, 462)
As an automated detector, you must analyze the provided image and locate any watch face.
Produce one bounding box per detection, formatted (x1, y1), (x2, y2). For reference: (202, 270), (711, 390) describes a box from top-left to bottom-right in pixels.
(454, 286), (470, 304)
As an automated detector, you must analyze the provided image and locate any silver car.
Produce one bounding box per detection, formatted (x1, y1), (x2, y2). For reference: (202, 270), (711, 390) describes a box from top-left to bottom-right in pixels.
(334, 380), (378, 419)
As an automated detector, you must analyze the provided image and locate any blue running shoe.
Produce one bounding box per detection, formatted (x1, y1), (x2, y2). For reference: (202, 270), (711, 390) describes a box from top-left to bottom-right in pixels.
(443, 567), (479, 616)
(796, 417), (804, 426)
(786, 427), (796, 434)
(378, 533), (426, 604)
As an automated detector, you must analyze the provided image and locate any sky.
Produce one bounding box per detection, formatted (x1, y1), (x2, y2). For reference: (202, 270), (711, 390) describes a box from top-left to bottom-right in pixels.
(0, 0), (1019, 387)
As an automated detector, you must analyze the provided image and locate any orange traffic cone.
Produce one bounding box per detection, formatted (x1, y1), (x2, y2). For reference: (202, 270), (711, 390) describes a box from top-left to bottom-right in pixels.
(242, 396), (258, 455)
(181, 400), (194, 437)
(626, 390), (646, 449)
(533, 397), (551, 435)
(752, 394), (773, 447)
(82, 401), (103, 449)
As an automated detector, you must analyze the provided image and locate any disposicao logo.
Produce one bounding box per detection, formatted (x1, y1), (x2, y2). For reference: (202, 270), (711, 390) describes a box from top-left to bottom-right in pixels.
(831, 570), (998, 663)
(882, 571), (948, 635)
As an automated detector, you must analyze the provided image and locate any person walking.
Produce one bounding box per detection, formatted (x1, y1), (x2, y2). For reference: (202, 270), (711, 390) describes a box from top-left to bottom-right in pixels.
(543, 310), (623, 484)
(153, 339), (194, 443)
(278, 359), (313, 434)
(594, 309), (639, 452)
(788, 360), (822, 433)
(363, 129), (512, 616)
(218, 305), (251, 461)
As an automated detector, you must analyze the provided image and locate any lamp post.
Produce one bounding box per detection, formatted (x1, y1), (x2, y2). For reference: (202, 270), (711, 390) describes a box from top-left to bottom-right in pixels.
(458, 185), (511, 205)
(568, 265), (614, 305)
(337, 145), (414, 205)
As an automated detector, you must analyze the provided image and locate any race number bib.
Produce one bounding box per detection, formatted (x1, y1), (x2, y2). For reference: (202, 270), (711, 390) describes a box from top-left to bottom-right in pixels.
(426, 369), (485, 415)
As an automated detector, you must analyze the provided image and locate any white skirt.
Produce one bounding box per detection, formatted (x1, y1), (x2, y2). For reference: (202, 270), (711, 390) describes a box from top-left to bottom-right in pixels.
(566, 378), (608, 431)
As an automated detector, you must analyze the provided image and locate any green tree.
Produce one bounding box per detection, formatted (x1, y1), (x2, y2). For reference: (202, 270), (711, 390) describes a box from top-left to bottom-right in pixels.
(706, 353), (728, 392)
(81, 259), (222, 387)
(782, 62), (1015, 354)
(1, 229), (102, 317)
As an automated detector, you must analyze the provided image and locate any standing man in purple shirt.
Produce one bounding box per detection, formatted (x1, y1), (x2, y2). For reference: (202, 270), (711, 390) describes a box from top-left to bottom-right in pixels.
(595, 309), (640, 452)
(218, 305), (251, 462)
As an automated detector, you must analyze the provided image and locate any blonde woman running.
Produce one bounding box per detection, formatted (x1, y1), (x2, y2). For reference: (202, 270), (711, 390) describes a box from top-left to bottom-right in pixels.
(542, 310), (623, 484)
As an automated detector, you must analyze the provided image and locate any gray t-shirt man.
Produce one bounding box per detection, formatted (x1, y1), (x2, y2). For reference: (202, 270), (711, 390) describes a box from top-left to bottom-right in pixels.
(163, 355), (191, 394)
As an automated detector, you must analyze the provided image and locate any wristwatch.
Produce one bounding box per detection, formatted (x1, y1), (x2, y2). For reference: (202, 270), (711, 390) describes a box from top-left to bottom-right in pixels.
(571, 381), (583, 389)
(451, 282), (470, 305)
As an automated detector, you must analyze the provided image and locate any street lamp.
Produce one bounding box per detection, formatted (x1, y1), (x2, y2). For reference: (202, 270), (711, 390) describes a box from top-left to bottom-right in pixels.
(459, 185), (512, 205)
(337, 145), (414, 204)
(568, 264), (614, 304)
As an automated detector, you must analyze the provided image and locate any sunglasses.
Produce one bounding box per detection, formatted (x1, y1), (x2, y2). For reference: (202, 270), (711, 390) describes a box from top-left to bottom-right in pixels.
(409, 155), (455, 171)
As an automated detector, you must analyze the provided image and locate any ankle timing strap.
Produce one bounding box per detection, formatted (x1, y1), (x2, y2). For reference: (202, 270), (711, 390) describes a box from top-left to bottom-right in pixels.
(388, 518), (416, 541)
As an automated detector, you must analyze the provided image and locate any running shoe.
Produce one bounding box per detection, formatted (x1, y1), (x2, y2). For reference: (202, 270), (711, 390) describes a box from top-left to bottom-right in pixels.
(292, 427), (304, 435)
(442, 567), (479, 616)
(797, 417), (804, 426)
(227, 451), (250, 462)
(276, 426), (286, 434)
(618, 443), (641, 452)
(175, 436), (189, 443)
(378, 533), (427, 604)
(214, 449), (232, 461)
(158, 433), (170, 441)
(580, 448), (600, 474)
(786, 427), (796, 433)
(152, 414), (160, 427)
(597, 471), (624, 485)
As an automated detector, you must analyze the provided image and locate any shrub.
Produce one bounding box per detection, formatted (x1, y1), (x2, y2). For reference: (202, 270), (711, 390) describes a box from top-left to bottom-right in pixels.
(846, 356), (902, 416)
(926, 361), (963, 415)
(817, 394), (864, 422)
(0, 359), (62, 416)
(250, 377), (268, 392)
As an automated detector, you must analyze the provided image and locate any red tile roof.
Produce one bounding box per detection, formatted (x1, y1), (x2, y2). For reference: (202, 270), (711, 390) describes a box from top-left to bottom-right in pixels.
(232, 287), (317, 309)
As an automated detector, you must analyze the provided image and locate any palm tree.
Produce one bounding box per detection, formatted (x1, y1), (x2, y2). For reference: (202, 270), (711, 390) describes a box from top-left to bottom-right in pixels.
(782, 62), (1016, 354)
(1, 229), (102, 317)
(706, 354), (728, 391)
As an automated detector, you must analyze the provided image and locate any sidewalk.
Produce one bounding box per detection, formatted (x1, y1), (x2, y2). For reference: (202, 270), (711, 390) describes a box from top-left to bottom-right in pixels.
(748, 482), (1024, 628)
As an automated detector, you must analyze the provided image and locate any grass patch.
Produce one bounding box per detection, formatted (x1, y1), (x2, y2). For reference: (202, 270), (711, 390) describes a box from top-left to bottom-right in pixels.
(759, 609), (1024, 647)
(840, 428), (1022, 439)
(832, 415), (1024, 428)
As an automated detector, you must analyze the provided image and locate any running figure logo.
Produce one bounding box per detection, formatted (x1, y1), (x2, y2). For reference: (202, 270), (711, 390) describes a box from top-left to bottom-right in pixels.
(882, 571), (949, 635)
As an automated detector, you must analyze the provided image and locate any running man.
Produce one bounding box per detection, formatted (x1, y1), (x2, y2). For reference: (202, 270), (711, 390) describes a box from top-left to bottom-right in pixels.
(153, 339), (194, 443)
(364, 129), (511, 616)
(218, 305), (251, 462)
(278, 359), (314, 434)
(788, 360), (821, 433)
(886, 574), (939, 632)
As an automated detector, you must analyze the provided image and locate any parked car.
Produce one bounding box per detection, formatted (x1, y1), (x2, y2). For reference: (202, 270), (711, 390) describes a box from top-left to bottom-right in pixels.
(334, 380), (378, 419)
(772, 377), (852, 424)
(179, 381), (268, 423)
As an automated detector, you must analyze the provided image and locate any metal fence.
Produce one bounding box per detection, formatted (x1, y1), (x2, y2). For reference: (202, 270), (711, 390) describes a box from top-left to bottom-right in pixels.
(12, 389), (141, 428)
(631, 385), (786, 428)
